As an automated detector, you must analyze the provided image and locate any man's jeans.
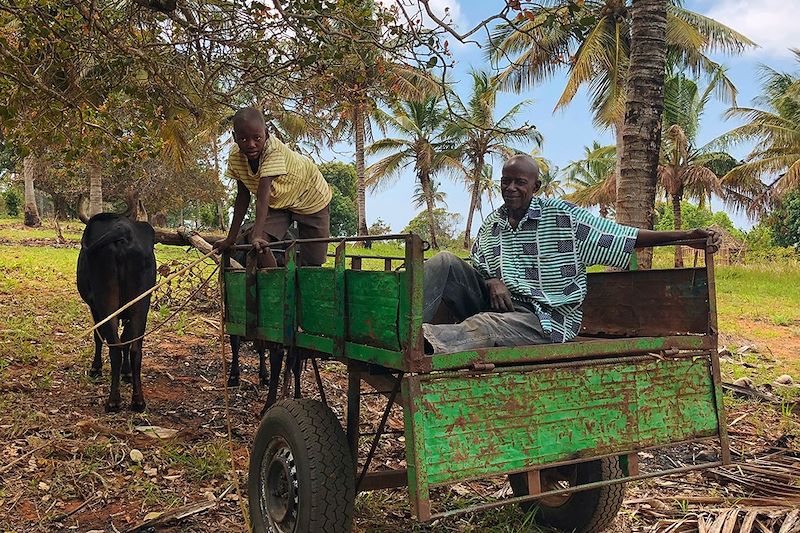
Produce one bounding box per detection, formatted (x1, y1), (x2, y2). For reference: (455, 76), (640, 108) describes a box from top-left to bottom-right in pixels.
(422, 252), (550, 354)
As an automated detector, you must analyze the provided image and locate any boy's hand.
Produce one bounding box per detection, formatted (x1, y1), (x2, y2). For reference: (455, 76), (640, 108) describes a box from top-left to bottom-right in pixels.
(212, 236), (235, 252)
(252, 237), (270, 253)
(486, 278), (514, 312)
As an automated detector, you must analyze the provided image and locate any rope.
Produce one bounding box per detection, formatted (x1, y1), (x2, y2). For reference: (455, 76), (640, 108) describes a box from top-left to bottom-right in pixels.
(100, 264), (219, 348)
(217, 266), (253, 532)
(82, 249), (218, 338)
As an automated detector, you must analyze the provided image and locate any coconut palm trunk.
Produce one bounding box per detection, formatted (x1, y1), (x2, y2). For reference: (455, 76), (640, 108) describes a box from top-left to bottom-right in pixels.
(671, 190), (684, 267)
(88, 162), (103, 216)
(353, 103), (370, 243)
(463, 160), (484, 249)
(420, 173), (439, 249)
(22, 154), (41, 227)
(617, 0), (668, 269)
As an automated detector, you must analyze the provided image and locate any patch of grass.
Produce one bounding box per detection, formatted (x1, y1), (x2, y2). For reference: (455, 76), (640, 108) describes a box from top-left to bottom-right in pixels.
(162, 441), (230, 482)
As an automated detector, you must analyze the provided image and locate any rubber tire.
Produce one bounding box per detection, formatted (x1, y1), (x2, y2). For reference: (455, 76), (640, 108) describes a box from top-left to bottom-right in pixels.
(248, 399), (355, 533)
(508, 457), (625, 533)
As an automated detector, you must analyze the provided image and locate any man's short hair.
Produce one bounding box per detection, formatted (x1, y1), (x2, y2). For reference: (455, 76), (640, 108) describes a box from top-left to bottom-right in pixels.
(504, 154), (541, 180)
(232, 107), (266, 130)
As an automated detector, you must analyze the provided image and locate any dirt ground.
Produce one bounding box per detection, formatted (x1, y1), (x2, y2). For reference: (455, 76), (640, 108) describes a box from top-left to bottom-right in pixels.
(1, 232), (799, 533)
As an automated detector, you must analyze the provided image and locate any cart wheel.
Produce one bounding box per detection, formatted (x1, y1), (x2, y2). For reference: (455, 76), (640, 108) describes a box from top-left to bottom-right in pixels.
(248, 399), (355, 533)
(508, 457), (625, 533)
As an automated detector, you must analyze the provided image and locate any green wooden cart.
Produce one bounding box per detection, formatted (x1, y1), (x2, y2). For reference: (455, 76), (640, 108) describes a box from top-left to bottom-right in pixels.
(222, 234), (729, 533)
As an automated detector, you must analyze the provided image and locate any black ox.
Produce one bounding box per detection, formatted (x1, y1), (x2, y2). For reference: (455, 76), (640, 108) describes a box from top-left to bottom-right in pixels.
(77, 199), (155, 412)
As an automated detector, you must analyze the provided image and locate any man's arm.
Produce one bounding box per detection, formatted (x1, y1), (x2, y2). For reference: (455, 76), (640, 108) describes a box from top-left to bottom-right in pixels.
(213, 180), (250, 251)
(636, 228), (722, 253)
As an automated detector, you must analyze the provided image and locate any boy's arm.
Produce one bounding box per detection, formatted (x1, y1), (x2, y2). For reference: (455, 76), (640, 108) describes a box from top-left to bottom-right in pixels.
(251, 175), (273, 252)
(213, 180), (250, 251)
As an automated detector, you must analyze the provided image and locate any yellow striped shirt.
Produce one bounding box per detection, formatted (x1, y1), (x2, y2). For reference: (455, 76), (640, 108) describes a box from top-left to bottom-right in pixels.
(224, 136), (331, 215)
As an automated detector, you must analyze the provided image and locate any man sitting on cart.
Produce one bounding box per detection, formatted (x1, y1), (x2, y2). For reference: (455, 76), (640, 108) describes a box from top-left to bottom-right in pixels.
(422, 154), (721, 355)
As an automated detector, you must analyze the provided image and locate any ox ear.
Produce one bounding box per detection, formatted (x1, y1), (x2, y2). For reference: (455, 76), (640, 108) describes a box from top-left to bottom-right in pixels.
(76, 195), (90, 224)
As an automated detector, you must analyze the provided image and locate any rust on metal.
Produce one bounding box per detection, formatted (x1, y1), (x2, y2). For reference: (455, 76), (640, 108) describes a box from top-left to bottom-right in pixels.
(426, 461), (724, 522)
(526, 469), (541, 496)
(346, 360), (363, 463)
(358, 469), (409, 492)
(705, 248), (731, 465)
(581, 267), (710, 337)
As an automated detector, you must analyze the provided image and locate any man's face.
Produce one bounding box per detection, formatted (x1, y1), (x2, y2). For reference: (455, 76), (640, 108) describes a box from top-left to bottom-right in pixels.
(233, 121), (267, 161)
(500, 163), (540, 211)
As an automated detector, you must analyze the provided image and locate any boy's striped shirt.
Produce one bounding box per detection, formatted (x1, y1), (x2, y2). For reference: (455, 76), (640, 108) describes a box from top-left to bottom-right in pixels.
(225, 135), (331, 215)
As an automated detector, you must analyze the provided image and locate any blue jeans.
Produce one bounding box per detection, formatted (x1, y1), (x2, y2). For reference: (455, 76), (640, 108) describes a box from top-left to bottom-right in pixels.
(422, 252), (550, 355)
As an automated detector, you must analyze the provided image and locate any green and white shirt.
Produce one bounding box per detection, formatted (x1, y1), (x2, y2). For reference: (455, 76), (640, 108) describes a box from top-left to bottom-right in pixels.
(470, 197), (638, 343)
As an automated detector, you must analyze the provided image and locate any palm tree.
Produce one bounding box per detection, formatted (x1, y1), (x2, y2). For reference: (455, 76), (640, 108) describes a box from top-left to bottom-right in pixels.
(444, 70), (542, 248)
(488, 0), (752, 132)
(659, 69), (738, 266)
(564, 142), (617, 217)
(22, 154), (41, 227)
(531, 151), (565, 198)
(366, 97), (463, 248)
(412, 180), (448, 209)
(476, 164), (501, 217)
(720, 50), (800, 213)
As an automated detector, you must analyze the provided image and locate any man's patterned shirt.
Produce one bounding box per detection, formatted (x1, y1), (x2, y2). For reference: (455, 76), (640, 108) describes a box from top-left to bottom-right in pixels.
(470, 197), (638, 343)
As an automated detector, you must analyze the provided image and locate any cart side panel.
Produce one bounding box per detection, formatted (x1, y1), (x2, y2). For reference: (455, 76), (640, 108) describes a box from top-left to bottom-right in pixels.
(224, 270), (246, 336)
(404, 356), (719, 492)
(345, 270), (402, 352)
(255, 269), (284, 342)
(297, 268), (336, 338)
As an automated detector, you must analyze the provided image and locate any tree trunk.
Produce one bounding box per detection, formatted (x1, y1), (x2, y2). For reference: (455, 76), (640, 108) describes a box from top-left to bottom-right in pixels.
(614, 120), (624, 184)
(672, 191), (684, 268)
(421, 174), (438, 249)
(353, 103), (370, 247)
(212, 136), (227, 230)
(22, 155), (41, 227)
(617, 0), (668, 269)
(463, 160), (484, 249)
(88, 162), (103, 216)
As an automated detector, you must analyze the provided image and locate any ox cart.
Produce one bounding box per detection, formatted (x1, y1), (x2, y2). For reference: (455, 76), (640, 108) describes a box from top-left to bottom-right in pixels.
(221, 234), (729, 533)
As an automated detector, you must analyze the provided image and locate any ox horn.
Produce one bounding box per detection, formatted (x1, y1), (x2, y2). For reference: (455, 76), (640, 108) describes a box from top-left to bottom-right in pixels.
(76, 195), (90, 224)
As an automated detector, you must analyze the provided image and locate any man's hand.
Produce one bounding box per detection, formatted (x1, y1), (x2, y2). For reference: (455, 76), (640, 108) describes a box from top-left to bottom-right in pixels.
(486, 278), (514, 312)
(688, 228), (722, 253)
(212, 236), (235, 253)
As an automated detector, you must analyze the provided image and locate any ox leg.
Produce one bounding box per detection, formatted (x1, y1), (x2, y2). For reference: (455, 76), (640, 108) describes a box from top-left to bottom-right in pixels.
(121, 329), (132, 384)
(256, 340), (268, 387)
(265, 344), (283, 410)
(89, 309), (104, 378)
(89, 331), (103, 379)
(101, 319), (123, 413)
(293, 355), (302, 399)
(228, 335), (241, 388)
(124, 307), (148, 413)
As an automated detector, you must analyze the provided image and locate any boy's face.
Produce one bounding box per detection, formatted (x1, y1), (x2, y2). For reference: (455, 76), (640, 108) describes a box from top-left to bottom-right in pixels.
(233, 120), (268, 161)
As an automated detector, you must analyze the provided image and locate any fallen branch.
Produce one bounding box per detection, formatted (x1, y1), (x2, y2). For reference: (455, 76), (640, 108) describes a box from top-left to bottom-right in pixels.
(0, 440), (52, 475)
(123, 499), (217, 532)
(177, 226), (243, 269)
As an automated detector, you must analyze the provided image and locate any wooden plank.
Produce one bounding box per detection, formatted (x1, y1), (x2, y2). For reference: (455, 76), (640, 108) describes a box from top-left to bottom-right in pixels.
(430, 334), (712, 371)
(223, 271), (246, 330)
(255, 269), (284, 342)
(346, 270), (402, 351)
(582, 268), (710, 337)
(405, 356), (719, 487)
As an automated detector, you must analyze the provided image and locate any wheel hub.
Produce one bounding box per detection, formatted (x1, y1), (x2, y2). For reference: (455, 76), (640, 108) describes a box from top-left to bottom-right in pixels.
(260, 441), (299, 532)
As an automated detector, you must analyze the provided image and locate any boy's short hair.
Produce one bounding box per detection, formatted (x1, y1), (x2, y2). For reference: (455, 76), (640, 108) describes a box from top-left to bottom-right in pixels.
(232, 107), (266, 130)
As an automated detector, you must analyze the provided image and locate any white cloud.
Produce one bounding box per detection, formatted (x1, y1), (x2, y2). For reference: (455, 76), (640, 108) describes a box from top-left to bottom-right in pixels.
(704, 0), (797, 59)
(426, 0), (466, 31)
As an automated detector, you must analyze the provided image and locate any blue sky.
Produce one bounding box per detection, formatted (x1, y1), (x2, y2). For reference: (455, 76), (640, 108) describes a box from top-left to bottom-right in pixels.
(321, 0), (798, 234)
